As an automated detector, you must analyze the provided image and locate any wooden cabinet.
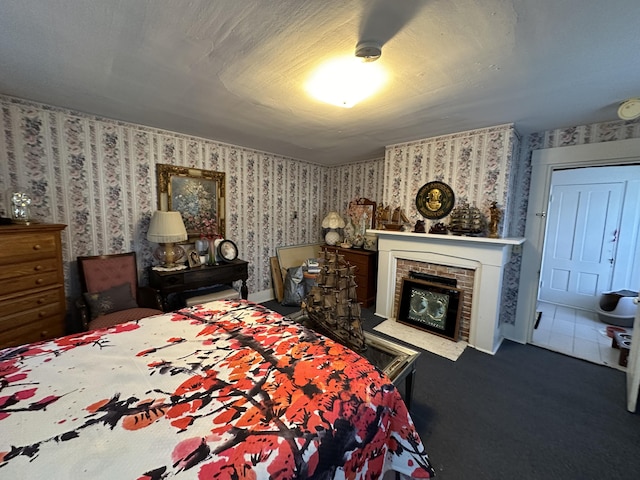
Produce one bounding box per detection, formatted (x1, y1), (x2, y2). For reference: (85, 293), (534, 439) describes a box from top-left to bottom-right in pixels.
(321, 245), (377, 307)
(0, 223), (67, 348)
(149, 259), (249, 311)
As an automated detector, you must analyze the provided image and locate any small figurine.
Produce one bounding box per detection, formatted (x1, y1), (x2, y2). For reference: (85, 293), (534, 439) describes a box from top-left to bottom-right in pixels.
(488, 201), (502, 238)
(414, 220), (426, 233)
(429, 222), (448, 234)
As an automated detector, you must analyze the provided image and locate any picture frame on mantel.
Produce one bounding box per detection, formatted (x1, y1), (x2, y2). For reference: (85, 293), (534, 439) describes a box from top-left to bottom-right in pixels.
(156, 164), (225, 240)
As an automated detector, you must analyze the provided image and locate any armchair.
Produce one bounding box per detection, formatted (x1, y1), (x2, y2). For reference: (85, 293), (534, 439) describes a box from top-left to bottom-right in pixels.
(76, 252), (164, 331)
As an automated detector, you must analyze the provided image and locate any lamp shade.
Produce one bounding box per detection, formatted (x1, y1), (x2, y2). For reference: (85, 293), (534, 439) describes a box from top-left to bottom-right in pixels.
(147, 211), (188, 244)
(321, 211), (345, 229)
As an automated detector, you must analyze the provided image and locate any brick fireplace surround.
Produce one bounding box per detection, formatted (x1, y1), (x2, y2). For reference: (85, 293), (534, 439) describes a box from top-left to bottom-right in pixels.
(394, 259), (474, 342)
(373, 230), (524, 354)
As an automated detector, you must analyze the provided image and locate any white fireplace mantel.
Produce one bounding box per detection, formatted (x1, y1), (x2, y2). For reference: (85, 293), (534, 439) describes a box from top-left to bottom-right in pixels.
(371, 230), (525, 354)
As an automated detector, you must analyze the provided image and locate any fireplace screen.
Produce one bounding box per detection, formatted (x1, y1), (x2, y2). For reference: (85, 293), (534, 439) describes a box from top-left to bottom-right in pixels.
(397, 278), (463, 340)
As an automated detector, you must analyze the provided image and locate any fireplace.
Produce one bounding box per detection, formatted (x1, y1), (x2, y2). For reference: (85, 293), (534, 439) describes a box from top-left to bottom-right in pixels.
(373, 230), (524, 354)
(396, 262), (474, 341)
(397, 277), (463, 341)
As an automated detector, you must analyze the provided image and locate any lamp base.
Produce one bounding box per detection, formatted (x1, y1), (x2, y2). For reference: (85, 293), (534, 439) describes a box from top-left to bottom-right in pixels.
(325, 230), (341, 246)
(153, 242), (186, 267)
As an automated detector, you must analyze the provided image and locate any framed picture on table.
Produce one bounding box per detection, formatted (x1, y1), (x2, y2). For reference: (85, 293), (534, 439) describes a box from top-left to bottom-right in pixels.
(187, 249), (202, 268)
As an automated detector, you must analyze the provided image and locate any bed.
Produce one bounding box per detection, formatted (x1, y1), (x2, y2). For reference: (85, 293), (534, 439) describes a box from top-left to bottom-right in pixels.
(0, 300), (434, 479)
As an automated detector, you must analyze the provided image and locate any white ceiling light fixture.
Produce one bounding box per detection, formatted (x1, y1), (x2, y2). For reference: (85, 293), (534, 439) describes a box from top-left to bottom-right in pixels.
(306, 41), (386, 108)
(355, 40), (382, 62)
(617, 98), (640, 120)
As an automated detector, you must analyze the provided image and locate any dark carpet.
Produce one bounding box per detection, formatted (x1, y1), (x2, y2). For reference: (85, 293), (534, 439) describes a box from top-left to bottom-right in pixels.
(262, 300), (640, 479)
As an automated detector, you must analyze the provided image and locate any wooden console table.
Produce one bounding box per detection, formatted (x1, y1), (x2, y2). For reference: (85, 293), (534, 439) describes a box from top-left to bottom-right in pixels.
(149, 259), (248, 311)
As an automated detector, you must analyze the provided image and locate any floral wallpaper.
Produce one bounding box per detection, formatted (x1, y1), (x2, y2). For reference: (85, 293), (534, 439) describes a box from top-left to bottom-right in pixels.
(327, 158), (386, 216)
(382, 124), (521, 325)
(382, 119), (640, 327)
(3, 91), (639, 331)
(0, 94), (384, 311)
(383, 124), (519, 236)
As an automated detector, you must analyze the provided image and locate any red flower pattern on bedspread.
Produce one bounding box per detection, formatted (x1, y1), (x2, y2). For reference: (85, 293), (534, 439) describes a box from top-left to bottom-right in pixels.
(0, 301), (433, 478)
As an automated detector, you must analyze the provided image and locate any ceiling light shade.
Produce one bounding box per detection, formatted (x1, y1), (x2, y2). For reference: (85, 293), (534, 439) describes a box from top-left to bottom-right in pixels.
(355, 41), (382, 62)
(147, 211), (188, 267)
(306, 56), (387, 108)
(617, 98), (640, 120)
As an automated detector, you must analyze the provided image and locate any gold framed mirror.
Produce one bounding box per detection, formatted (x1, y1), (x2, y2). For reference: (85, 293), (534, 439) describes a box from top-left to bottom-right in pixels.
(156, 164), (225, 239)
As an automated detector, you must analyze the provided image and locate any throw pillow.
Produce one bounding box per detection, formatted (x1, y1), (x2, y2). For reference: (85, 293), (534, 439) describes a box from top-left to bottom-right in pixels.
(84, 282), (138, 320)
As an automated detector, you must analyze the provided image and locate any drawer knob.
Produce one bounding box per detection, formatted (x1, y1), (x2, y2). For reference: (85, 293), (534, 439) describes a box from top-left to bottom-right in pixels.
(36, 278), (44, 285)
(40, 330), (48, 338)
(37, 297), (46, 304)
(34, 264), (43, 271)
(39, 311), (46, 318)
(33, 244), (42, 250)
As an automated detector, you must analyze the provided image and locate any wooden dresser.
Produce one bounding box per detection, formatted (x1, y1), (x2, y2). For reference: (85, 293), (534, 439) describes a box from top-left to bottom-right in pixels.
(321, 245), (378, 308)
(0, 223), (67, 348)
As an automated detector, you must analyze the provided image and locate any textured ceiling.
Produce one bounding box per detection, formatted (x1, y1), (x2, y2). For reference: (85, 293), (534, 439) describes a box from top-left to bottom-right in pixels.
(1, 0), (639, 165)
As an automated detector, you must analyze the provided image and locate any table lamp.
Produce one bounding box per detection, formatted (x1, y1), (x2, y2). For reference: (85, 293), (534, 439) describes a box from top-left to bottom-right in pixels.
(321, 211), (345, 245)
(147, 211), (188, 267)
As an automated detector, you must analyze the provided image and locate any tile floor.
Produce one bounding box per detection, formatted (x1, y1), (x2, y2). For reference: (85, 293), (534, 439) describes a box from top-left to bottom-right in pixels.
(532, 301), (632, 371)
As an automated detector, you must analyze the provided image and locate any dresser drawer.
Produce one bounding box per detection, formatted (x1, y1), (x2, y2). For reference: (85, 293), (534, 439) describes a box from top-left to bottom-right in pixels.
(347, 255), (370, 273)
(0, 223), (67, 348)
(321, 245), (377, 307)
(0, 270), (62, 297)
(354, 272), (369, 287)
(0, 288), (64, 315)
(0, 232), (59, 264)
(0, 257), (59, 282)
(0, 295), (63, 325)
(0, 315), (66, 348)
(322, 247), (371, 271)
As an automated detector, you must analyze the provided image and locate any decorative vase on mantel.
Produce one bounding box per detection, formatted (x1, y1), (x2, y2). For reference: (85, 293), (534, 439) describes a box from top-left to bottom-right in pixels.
(351, 217), (366, 248)
(343, 217), (356, 243)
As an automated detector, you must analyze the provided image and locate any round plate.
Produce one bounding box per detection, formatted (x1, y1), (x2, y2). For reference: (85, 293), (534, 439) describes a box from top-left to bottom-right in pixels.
(415, 181), (455, 220)
(217, 239), (238, 262)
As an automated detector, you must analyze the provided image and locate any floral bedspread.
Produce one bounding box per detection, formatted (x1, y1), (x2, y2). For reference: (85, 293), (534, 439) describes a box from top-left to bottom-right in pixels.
(0, 300), (434, 479)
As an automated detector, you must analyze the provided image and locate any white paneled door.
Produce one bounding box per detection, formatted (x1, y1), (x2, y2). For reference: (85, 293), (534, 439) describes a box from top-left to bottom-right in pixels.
(539, 169), (623, 310)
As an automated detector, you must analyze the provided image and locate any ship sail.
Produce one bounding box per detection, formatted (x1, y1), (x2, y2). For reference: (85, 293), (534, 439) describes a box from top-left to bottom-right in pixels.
(302, 249), (367, 352)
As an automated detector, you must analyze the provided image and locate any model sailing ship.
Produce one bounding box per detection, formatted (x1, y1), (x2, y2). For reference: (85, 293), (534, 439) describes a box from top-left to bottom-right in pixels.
(376, 204), (411, 231)
(448, 202), (486, 236)
(302, 249), (366, 352)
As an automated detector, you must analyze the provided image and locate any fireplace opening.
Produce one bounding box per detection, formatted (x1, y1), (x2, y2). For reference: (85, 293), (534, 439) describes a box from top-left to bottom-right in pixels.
(397, 277), (463, 341)
(409, 270), (457, 288)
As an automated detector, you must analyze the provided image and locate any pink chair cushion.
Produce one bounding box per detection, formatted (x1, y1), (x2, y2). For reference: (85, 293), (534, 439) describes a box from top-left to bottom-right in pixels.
(88, 308), (163, 331)
(82, 256), (139, 298)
